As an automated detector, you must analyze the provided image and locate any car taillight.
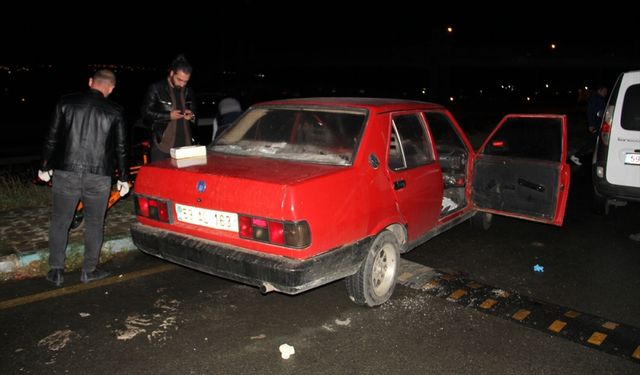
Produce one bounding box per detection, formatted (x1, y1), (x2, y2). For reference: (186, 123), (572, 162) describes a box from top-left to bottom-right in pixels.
(137, 196), (149, 217)
(600, 104), (614, 146)
(135, 195), (171, 223)
(600, 122), (611, 146)
(239, 215), (310, 248)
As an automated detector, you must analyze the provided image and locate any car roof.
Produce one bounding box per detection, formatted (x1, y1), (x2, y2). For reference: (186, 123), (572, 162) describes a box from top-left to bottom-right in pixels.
(253, 97), (445, 113)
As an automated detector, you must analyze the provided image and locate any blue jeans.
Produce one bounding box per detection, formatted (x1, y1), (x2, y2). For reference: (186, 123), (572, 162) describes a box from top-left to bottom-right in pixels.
(48, 170), (111, 272)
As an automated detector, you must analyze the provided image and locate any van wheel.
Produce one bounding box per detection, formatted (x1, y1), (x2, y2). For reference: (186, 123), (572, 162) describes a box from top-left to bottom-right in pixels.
(470, 212), (492, 230)
(592, 192), (610, 215)
(346, 231), (399, 307)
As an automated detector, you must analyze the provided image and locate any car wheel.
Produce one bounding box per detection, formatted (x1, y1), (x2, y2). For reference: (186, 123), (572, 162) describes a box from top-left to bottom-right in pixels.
(70, 210), (84, 231)
(592, 192), (610, 215)
(345, 231), (399, 307)
(470, 211), (492, 230)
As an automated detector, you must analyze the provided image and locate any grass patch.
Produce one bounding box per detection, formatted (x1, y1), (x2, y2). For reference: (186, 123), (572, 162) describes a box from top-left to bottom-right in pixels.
(0, 167), (52, 211)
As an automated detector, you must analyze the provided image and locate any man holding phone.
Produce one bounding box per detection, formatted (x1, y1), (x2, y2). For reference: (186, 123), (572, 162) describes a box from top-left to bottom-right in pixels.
(141, 54), (196, 161)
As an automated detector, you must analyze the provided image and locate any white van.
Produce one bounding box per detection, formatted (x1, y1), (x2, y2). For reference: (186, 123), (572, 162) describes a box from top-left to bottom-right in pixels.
(592, 70), (640, 214)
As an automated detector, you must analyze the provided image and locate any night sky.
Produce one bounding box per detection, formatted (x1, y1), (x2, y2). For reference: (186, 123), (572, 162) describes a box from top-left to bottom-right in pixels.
(5, 3), (638, 65)
(3, 1), (640, 113)
(3, 0), (639, 157)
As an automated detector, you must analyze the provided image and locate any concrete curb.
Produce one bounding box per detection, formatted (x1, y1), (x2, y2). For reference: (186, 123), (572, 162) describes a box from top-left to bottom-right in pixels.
(0, 236), (136, 276)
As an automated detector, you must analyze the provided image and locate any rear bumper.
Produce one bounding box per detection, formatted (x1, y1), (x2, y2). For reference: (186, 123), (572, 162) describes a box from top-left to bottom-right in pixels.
(592, 166), (640, 202)
(131, 222), (372, 294)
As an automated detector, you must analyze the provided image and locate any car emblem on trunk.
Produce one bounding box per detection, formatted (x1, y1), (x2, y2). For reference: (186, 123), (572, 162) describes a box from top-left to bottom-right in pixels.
(196, 180), (206, 193)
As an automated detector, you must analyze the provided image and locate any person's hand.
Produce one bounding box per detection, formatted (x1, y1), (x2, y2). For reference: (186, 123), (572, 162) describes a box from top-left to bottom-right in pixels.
(117, 180), (130, 197)
(183, 110), (195, 122)
(170, 109), (184, 120)
(38, 170), (53, 182)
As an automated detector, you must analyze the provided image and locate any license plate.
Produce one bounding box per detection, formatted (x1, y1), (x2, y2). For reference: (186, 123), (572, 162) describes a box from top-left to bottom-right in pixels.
(624, 152), (640, 165)
(175, 204), (238, 232)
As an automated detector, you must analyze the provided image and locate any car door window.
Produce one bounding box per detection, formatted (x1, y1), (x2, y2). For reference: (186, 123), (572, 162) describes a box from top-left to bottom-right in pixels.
(389, 114), (434, 170)
(423, 111), (469, 216)
(621, 84), (640, 131)
(482, 117), (562, 162)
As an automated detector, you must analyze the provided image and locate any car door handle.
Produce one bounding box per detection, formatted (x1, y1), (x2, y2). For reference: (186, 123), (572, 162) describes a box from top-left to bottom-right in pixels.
(518, 178), (545, 192)
(394, 180), (406, 190)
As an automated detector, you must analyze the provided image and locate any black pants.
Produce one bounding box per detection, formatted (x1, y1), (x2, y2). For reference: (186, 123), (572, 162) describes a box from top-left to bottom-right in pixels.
(574, 132), (598, 160)
(48, 170), (111, 272)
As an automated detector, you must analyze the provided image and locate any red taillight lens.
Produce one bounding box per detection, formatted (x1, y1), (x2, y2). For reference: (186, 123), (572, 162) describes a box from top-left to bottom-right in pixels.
(238, 215), (310, 248)
(135, 195), (170, 223)
(239, 216), (252, 238)
(269, 221), (284, 245)
(157, 201), (169, 222)
(136, 196), (149, 217)
(600, 122), (611, 146)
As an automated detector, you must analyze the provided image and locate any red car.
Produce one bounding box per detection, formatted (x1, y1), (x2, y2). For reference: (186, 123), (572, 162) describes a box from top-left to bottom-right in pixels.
(131, 98), (570, 306)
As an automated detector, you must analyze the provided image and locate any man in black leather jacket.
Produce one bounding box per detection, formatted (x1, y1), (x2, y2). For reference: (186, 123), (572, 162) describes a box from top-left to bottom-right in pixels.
(39, 69), (129, 286)
(141, 54), (196, 161)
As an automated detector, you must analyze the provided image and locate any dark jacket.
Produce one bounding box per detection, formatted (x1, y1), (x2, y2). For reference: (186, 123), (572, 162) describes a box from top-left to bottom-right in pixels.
(587, 93), (606, 129)
(141, 79), (196, 143)
(41, 89), (128, 181)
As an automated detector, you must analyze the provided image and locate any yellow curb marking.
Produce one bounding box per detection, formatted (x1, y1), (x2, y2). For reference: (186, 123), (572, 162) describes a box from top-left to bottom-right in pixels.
(512, 309), (531, 321)
(587, 332), (607, 346)
(479, 298), (497, 309)
(448, 289), (467, 300)
(467, 281), (483, 289)
(632, 345), (640, 360)
(548, 320), (567, 333)
(601, 321), (619, 330)
(0, 264), (177, 310)
(397, 272), (413, 282)
(421, 279), (440, 290)
(564, 310), (581, 318)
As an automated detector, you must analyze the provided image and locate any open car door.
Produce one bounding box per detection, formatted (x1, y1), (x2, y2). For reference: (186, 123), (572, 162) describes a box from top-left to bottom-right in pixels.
(471, 114), (570, 226)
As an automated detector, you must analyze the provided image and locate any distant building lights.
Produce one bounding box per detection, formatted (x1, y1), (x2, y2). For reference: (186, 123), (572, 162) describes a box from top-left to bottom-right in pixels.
(545, 84), (550, 88)
(447, 26), (453, 33)
(449, 96), (454, 102)
(550, 43), (557, 49)
(526, 97), (531, 101)
(421, 88), (427, 95)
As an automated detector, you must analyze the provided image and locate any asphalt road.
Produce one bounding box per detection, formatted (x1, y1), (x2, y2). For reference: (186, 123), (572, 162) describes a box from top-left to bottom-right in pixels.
(0, 252), (637, 375)
(0, 164), (638, 374)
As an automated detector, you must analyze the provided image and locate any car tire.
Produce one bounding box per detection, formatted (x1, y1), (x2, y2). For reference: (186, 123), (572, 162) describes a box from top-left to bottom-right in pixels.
(470, 211), (492, 230)
(592, 192), (610, 215)
(345, 230), (399, 307)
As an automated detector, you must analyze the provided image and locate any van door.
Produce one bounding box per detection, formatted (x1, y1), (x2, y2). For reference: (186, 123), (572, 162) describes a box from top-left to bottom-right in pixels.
(471, 114), (570, 226)
(605, 71), (640, 187)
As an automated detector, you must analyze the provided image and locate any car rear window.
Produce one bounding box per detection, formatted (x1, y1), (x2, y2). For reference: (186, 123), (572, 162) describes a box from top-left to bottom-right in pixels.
(621, 84), (640, 131)
(211, 107), (366, 165)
